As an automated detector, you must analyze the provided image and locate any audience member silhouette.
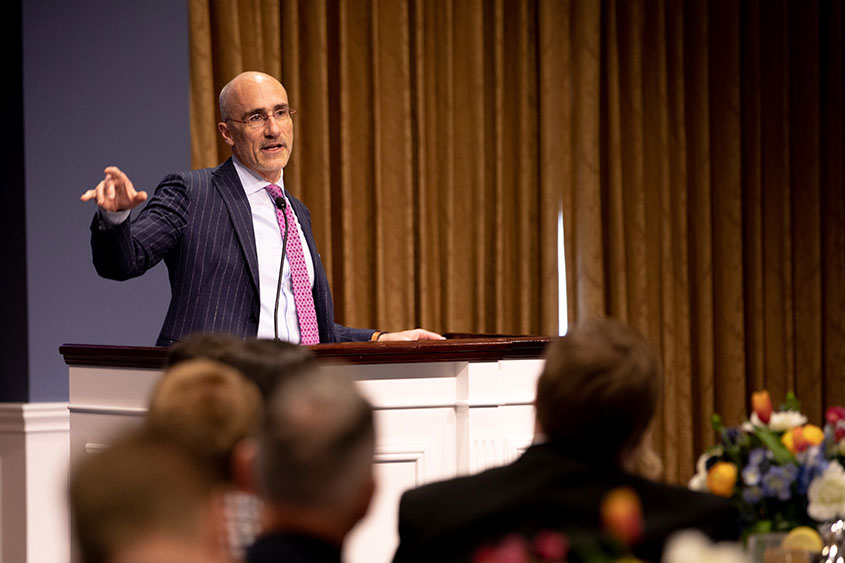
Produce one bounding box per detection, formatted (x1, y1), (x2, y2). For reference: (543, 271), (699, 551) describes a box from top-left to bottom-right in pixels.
(238, 366), (376, 563)
(391, 318), (740, 563)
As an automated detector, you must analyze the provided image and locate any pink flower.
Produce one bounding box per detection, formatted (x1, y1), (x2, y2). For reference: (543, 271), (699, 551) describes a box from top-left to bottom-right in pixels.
(495, 535), (530, 563)
(826, 406), (845, 425)
(835, 420), (845, 442)
(533, 530), (569, 560)
(473, 546), (498, 563)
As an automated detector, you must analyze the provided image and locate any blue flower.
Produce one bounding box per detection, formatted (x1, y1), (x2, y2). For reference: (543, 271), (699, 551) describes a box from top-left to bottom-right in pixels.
(748, 448), (768, 467)
(725, 428), (740, 441)
(743, 448), (769, 486)
(783, 463), (799, 481)
(796, 446), (830, 494)
(742, 486), (764, 504)
(762, 466), (796, 501)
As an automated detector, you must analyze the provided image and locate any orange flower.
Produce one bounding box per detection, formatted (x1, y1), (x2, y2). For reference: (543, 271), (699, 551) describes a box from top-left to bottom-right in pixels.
(706, 462), (737, 497)
(601, 487), (643, 547)
(803, 424), (825, 446)
(752, 390), (773, 424)
(783, 424), (825, 454)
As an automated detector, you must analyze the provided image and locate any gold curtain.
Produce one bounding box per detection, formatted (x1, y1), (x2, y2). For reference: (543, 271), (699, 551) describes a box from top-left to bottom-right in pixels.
(189, 0), (845, 484)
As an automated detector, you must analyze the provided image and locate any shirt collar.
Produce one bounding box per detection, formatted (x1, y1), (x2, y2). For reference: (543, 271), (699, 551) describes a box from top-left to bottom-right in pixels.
(232, 155), (284, 196)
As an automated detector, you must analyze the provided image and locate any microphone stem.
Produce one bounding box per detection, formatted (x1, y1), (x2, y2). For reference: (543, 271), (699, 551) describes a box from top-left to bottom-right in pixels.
(274, 197), (289, 341)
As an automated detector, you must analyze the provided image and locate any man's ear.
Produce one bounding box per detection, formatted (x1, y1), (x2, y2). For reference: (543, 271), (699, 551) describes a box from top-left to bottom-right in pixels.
(217, 121), (235, 146)
(232, 437), (258, 494)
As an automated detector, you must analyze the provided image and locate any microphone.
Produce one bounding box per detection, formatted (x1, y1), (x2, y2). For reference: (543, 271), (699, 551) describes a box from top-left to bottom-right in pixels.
(273, 196), (289, 341)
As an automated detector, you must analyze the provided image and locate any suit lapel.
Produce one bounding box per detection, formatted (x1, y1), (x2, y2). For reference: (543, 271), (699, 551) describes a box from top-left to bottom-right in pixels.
(212, 158), (260, 292)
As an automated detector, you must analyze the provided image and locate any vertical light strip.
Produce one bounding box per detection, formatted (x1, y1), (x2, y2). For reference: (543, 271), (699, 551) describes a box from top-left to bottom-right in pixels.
(558, 207), (569, 335)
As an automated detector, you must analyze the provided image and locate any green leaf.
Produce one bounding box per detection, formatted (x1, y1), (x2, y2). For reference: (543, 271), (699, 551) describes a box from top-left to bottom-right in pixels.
(740, 520), (773, 543)
(751, 427), (795, 464)
(783, 391), (801, 412)
(712, 414), (724, 432)
(751, 520), (773, 534)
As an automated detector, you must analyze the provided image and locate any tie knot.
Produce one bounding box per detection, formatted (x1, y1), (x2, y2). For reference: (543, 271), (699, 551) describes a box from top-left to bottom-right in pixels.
(265, 184), (283, 199)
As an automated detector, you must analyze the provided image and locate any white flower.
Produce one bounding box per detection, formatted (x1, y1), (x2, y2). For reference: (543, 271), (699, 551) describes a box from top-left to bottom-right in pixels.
(689, 449), (722, 492)
(808, 461), (845, 521)
(749, 410), (807, 431)
(662, 530), (745, 563)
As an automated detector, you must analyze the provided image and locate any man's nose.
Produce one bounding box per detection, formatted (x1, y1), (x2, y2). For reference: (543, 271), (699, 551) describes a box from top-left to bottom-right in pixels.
(264, 116), (282, 136)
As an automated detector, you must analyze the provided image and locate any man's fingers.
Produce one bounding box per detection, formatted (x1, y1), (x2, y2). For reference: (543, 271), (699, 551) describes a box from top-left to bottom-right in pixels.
(103, 165), (126, 179)
(104, 166), (135, 192)
(105, 176), (116, 200)
(81, 179), (106, 203)
(133, 191), (149, 204)
(380, 328), (446, 342)
(414, 329), (446, 340)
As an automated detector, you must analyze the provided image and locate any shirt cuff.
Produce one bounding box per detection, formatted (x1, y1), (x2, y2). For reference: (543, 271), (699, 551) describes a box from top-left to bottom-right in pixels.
(99, 208), (131, 227)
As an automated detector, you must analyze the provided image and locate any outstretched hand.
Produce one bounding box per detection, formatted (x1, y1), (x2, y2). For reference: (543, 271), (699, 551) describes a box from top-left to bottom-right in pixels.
(80, 166), (148, 212)
(380, 329), (445, 342)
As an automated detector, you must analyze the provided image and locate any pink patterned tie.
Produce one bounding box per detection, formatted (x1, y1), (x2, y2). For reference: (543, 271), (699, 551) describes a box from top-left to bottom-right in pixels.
(265, 184), (320, 344)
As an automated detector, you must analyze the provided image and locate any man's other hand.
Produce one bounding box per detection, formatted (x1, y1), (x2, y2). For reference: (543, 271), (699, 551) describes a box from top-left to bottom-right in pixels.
(380, 329), (445, 341)
(80, 166), (148, 212)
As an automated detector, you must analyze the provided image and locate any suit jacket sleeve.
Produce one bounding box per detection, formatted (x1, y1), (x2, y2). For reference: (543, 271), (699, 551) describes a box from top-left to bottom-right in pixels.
(90, 174), (189, 280)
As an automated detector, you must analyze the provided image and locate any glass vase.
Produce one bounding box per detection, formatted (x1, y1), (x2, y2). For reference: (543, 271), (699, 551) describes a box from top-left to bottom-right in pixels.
(818, 520), (845, 563)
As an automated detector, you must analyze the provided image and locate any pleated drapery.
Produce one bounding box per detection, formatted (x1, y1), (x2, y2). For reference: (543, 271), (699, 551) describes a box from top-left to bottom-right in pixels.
(188, 0), (845, 484)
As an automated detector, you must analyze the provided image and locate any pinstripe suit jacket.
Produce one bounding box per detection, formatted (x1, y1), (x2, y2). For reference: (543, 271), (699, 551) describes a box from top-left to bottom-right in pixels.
(91, 158), (374, 346)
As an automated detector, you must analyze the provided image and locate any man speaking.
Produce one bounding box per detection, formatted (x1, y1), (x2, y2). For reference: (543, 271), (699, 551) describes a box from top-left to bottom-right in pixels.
(82, 71), (442, 347)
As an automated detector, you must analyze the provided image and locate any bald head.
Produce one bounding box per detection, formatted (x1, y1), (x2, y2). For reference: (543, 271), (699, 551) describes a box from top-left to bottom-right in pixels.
(218, 71), (282, 121)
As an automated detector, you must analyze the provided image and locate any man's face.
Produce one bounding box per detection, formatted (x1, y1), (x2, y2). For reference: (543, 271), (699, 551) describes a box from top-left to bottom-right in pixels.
(217, 74), (294, 183)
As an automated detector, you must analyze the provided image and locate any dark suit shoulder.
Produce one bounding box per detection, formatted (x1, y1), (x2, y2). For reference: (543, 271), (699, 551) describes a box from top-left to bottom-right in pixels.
(393, 445), (739, 563)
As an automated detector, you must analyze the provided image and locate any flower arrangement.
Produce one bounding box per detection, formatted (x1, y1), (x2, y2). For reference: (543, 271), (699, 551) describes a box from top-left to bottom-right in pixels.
(689, 390), (845, 535)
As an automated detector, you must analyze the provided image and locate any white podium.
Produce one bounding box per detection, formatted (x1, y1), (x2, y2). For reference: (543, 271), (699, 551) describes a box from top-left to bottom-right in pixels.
(61, 337), (550, 563)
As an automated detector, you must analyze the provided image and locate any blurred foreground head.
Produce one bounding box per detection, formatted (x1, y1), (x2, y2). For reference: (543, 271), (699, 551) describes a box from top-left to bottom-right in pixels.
(535, 318), (662, 466)
(69, 429), (225, 563)
(254, 366), (376, 546)
(147, 358), (262, 483)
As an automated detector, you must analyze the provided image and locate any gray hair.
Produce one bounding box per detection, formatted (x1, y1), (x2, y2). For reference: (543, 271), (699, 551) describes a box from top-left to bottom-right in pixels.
(256, 367), (375, 509)
(218, 80), (234, 121)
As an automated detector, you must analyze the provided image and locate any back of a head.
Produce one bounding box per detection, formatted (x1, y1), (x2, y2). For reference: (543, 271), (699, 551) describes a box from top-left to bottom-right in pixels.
(164, 332), (246, 368)
(535, 318), (662, 460)
(225, 338), (316, 400)
(257, 366), (375, 514)
(69, 429), (216, 563)
(147, 359), (262, 483)
(166, 333), (316, 401)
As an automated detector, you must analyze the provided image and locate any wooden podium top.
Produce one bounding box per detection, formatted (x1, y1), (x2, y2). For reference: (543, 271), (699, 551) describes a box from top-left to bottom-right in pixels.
(60, 335), (553, 369)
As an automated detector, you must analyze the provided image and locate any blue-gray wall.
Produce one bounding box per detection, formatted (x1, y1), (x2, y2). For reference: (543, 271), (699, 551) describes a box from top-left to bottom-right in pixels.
(20, 0), (190, 401)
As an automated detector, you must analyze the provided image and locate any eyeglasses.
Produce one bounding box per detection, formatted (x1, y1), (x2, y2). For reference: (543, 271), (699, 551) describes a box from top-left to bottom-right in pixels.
(228, 107), (297, 129)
